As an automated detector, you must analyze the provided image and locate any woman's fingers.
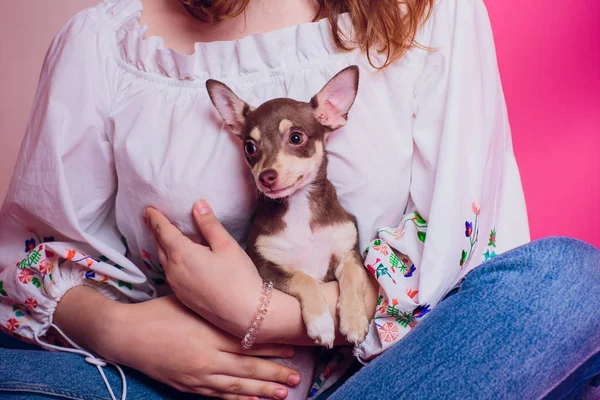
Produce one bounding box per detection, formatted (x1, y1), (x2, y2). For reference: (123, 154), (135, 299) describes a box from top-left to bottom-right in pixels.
(218, 353), (301, 388)
(192, 200), (237, 252)
(208, 374), (290, 400)
(145, 207), (195, 251)
(150, 232), (168, 267)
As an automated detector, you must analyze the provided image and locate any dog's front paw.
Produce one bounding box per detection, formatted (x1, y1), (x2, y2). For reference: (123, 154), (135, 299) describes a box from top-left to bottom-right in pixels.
(339, 308), (369, 346)
(306, 312), (335, 349)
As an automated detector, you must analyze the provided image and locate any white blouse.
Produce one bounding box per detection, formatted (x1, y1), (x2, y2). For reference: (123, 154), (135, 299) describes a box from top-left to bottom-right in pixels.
(0, 0), (529, 349)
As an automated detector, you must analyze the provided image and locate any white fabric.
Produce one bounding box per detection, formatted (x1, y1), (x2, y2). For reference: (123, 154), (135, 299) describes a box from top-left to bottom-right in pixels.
(0, 0), (529, 361)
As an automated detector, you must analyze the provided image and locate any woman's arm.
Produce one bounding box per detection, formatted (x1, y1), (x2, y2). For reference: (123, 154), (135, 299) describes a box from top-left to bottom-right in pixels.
(145, 202), (379, 346)
(259, 279), (378, 345)
(54, 286), (122, 359)
(0, 7), (152, 345)
(55, 286), (304, 398)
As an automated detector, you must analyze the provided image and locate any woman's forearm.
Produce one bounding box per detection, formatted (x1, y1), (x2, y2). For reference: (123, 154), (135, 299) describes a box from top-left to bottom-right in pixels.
(54, 286), (122, 360)
(257, 278), (378, 346)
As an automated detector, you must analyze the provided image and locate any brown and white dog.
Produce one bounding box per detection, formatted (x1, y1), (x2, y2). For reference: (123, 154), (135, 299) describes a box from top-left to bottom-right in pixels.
(207, 66), (370, 397)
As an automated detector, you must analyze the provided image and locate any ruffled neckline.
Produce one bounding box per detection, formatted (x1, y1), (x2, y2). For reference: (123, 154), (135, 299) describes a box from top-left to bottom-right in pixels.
(101, 0), (351, 82)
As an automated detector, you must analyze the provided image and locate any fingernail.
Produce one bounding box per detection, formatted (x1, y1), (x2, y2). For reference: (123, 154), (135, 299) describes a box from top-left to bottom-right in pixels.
(143, 208), (148, 218)
(274, 388), (287, 399)
(194, 199), (212, 215)
(287, 374), (300, 386)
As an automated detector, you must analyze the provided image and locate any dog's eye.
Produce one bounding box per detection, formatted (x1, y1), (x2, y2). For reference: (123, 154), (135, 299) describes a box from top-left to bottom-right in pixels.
(289, 132), (304, 145)
(244, 142), (257, 155)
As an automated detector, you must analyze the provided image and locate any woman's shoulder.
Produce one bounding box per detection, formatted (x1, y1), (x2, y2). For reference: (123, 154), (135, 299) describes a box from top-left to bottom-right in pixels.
(51, 0), (139, 58)
(38, 2), (131, 96)
(416, 0), (491, 46)
(48, 3), (111, 62)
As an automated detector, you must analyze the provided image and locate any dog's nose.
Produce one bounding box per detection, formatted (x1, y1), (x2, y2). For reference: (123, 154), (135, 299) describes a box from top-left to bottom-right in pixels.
(259, 169), (278, 188)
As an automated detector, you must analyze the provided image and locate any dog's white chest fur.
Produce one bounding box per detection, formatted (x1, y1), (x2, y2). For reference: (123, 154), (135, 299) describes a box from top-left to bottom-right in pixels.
(256, 190), (357, 281)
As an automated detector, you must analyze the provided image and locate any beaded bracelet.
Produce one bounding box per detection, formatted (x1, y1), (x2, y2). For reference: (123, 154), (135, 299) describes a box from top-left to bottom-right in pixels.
(241, 281), (273, 350)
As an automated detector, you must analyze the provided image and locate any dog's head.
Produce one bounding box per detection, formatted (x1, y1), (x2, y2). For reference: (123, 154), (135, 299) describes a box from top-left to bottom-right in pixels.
(206, 66), (359, 199)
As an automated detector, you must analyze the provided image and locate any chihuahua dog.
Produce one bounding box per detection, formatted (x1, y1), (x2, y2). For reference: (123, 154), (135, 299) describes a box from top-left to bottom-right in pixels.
(207, 66), (370, 398)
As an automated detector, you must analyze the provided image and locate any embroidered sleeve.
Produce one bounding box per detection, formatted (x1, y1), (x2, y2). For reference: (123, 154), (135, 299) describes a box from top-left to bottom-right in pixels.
(0, 8), (154, 342)
(354, 0), (530, 361)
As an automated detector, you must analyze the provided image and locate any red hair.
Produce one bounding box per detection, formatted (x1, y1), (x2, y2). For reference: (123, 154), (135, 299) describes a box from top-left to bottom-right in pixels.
(181, 0), (434, 68)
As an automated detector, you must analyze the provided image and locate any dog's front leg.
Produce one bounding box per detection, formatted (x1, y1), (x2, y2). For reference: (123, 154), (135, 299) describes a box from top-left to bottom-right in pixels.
(336, 250), (370, 345)
(262, 265), (335, 348)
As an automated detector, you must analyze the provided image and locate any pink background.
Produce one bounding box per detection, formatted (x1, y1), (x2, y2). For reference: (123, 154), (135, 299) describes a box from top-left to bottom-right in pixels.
(0, 1), (599, 247)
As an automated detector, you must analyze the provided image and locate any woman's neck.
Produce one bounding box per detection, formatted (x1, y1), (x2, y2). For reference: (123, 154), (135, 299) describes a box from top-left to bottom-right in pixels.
(139, 0), (322, 55)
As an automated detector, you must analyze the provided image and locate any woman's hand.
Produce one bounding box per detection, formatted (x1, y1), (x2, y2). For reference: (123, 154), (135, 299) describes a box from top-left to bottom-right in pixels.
(145, 200), (380, 346)
(109, 294), (300, 400)
(145, 200), (263, 336)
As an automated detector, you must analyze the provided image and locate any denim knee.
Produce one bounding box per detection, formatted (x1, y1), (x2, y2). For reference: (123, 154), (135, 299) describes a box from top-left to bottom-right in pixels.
(528, 236), (599, 256)
(526, 236), (600, 277)
(467, 236), (600, 301)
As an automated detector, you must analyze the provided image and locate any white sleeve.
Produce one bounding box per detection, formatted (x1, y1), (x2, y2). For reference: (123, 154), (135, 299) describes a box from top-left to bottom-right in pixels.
(0, 8), (154, 342)
(355, 0), (530, 361)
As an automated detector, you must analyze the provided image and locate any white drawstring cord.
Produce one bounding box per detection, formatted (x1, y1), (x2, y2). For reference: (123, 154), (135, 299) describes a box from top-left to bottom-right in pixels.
(34, 323), (127, 400)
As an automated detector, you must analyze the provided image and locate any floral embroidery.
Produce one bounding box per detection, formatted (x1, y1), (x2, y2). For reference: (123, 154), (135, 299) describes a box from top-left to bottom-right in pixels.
(465, 221), (473, 238)
(98, 255), (124, 270)
(6, 318), (19, 332)
(12, 305), (28, 318)
(395, 311), (416, 329)
(378, 322), (399, 343)
(17, 248), (42, 270)
(377, 211), (427, 243)
(460, 200), (480, 269)
(118, 280), (133, 290)
(25, 297), (39, 310)
(0, 281), (7, 297)
(388, 252), (399, 271)
(39, 259), (54, 277)
(413, 304), (431, 319)
(406, 288), (418, 299)
(25, 239), (36, 252)
(374, 299), (417, 329)
(84, 270), (110, 284)
(372, 239), (389, 256)
(404, 264), (416, 278)
(24, 228), (55, 253)
(18, 269), (34, 284)
(488, 229), (496, 247)
(483, 228), (498, 262)
(376, 264), (391, 280)
(366, 258), (397, 284)
(376, 295), (388, 314)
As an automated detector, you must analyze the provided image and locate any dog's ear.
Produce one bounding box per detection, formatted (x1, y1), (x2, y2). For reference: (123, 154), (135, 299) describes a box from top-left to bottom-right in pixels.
(311, 65), (359, 131)
(206, 80), (254, 137)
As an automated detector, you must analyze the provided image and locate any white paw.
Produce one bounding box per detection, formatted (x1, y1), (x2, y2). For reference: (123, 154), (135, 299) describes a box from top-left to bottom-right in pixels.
(306, 312), (335, 349)
(339, 309), (369, 346)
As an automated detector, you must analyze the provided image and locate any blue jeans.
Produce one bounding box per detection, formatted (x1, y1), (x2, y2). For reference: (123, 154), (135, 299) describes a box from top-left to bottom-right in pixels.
(1, 237), (599, 400)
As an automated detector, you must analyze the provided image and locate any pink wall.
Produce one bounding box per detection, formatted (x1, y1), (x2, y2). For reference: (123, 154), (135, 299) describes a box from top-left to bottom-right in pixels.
(0, 1), (598, 247)
(484, 0), (600, 247)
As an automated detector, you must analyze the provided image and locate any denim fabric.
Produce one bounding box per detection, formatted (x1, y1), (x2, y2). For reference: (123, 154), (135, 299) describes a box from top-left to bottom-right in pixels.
(0, 344), (204, 399)
(1, 237), (599, 400)
(329, 237), (600, 400)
